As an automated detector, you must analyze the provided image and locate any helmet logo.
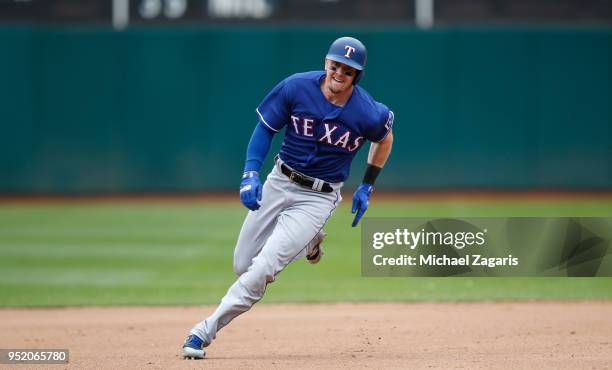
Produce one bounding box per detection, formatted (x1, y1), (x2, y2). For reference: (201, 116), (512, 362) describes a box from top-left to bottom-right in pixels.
(344, 45), (356, 58)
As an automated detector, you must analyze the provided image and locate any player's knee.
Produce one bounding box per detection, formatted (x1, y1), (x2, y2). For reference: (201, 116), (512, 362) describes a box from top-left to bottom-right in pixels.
(243, 256), (276, 284)
(233, 257), (251, 276)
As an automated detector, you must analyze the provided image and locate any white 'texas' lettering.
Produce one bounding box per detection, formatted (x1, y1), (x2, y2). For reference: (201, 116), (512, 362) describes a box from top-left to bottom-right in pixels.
(334, 131), (351, 149)
(318, 123), (338, 144)
(348, 136), (363, 152)
(303, 118), (314, 136)
(291, 116), (364, 152)
(291, 115), (300, 134)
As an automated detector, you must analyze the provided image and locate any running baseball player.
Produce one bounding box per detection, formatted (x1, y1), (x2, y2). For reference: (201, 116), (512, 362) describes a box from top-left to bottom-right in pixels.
(182, 36), (394, 359)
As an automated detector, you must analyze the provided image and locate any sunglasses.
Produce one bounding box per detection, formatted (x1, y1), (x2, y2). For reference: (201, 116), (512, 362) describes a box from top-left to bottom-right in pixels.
(328, 63), (355, 77)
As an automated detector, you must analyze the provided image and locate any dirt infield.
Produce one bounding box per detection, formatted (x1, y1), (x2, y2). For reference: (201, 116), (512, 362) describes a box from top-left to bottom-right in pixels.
(1, 303), (611, 369)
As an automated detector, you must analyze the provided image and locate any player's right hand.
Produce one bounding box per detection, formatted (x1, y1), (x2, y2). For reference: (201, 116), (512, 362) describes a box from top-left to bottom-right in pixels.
(240, 171), (263, 211)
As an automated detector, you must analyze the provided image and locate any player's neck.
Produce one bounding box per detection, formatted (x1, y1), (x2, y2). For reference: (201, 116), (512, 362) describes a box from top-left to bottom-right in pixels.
(321, 83), (353, 107)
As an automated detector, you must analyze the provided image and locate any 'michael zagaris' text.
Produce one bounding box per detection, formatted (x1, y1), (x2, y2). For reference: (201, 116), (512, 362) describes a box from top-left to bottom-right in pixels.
(370, 228), (519, 268)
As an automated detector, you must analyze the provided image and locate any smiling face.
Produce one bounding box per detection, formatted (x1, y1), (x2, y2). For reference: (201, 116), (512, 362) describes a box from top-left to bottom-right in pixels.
(323, 59), (357, 95)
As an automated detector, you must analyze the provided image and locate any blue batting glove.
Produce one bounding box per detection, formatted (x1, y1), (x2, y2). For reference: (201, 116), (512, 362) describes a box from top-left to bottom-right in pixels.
(240, 171), (262, 211)
(351, 183), (373, 227)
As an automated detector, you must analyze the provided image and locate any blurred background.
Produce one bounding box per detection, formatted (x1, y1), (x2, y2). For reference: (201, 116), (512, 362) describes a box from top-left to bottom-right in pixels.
(0, 0), (611, 307)
(1, 0), (610, 193)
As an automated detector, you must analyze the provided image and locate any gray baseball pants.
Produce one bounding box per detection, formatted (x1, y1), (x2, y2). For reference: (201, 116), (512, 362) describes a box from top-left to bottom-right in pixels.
(190, 160), (342, 345)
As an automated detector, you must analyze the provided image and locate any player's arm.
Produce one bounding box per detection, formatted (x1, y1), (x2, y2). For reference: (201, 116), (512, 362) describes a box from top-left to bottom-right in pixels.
(367, 130), (393, 168)
(351, 130), (393, 227)
(244, 123), (275, 173)
(240, 123), (276, 211)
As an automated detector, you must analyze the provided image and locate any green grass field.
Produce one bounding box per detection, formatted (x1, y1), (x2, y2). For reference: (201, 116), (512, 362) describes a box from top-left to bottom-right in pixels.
(1, 198), (611, 307)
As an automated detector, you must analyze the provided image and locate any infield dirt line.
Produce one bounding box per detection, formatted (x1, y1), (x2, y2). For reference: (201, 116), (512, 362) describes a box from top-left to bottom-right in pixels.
(1, 302), (610, 369)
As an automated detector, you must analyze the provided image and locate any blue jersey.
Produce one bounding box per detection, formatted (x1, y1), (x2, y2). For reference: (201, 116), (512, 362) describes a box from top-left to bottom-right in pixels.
(256, 71), (393, 183)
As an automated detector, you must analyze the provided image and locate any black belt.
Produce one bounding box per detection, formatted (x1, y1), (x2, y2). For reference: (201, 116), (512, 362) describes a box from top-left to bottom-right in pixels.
(277, 160), (334, 193)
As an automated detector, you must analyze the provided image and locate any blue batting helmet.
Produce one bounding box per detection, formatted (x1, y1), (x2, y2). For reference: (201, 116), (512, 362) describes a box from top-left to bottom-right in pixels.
(325, 36), (367, 84)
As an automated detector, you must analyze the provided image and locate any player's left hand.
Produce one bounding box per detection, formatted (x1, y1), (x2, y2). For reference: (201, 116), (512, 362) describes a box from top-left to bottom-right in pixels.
(351, 183), (373, 227)
(240, 171), (263, 211)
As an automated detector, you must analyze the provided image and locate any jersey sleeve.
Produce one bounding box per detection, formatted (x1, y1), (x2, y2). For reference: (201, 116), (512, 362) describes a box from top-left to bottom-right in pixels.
(255, 78), (292, 132)
(367, 104), (394, 142)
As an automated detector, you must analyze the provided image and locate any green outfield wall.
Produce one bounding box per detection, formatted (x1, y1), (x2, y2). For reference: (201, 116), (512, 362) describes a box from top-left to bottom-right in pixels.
(1, 25), (610, 192)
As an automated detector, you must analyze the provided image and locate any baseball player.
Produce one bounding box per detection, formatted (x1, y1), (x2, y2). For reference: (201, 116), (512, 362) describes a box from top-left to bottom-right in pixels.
(182, 36), (394, 359)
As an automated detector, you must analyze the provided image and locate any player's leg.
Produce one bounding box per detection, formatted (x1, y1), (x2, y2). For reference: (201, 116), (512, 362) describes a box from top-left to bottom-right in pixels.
(232, 168), (287, 276)
(183, 166), (287, 359)
(305, 229), (326, 264)
(188, 184), (341, 348)
(293, 229), (325, 263)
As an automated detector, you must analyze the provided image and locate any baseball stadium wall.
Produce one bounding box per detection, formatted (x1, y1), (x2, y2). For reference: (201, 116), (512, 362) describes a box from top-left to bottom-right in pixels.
(1, 25), (610, 192)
